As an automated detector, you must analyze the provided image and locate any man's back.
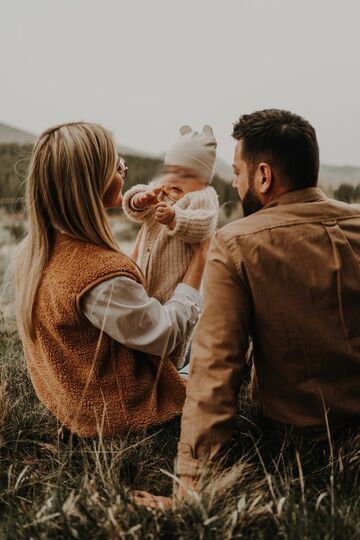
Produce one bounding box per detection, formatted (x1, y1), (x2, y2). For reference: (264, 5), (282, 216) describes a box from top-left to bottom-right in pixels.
(221, 187), (360, 427)
(176, 188), (360, 476)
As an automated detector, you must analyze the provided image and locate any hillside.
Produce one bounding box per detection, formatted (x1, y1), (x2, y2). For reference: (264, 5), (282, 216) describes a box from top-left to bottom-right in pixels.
(0, 122), (36, 145)
(0, 143), (237, 219)
(212, 159), (360, 189)
(1, 121), (360, 189)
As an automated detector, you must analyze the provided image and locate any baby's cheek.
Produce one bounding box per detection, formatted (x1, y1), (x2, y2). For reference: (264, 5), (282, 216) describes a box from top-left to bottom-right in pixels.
(166, 189), (183, 202)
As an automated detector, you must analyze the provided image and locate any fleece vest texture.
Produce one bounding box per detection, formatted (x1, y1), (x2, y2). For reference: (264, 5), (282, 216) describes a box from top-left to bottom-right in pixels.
(22, 234), (186, 437)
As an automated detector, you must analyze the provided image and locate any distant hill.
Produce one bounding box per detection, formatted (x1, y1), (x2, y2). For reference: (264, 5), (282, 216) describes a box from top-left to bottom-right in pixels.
(0, 122), (153, 160)
(162, 150), (360, 189)
(0, 122), (37, 145)
(213, 158), (360, 189)
(1, 121), (360, 189)
(212, 159), (360, 190)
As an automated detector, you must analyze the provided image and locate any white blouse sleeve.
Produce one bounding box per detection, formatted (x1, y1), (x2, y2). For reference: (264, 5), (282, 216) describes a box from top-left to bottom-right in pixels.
(80, 276), (203, 357)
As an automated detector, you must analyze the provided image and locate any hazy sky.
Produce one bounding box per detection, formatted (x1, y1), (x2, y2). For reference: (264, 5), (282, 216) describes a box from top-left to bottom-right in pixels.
(1, 0), (360, 166)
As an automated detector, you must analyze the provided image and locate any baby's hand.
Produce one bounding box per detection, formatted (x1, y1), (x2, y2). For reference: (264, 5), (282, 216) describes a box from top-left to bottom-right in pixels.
(133, 186), (163, 209)
(155, 201), (176, 226)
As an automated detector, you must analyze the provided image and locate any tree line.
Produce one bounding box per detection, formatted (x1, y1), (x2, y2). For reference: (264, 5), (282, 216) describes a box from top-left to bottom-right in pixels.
(0, 144), (237, 215)
(4, 143), (357, 212)
(333, 183), (360, 204)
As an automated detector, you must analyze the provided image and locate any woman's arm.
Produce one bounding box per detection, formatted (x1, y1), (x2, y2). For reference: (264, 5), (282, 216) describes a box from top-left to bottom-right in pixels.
(80, 241), (210, 357)
(81, 277), (202, 358)
(181, 238), (210, 291)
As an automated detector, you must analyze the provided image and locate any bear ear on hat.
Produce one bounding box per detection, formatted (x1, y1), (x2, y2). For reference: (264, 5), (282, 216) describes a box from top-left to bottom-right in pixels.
(202, 125), (214, 136)
(179, 125), (192, 135)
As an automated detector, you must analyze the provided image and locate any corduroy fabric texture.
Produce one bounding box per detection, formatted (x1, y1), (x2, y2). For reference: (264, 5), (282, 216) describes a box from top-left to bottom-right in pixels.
(21, 234), (186, 438)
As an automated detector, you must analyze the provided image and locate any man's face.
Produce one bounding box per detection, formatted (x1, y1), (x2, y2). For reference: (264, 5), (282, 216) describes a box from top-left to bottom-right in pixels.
(232, 141), (263, 217)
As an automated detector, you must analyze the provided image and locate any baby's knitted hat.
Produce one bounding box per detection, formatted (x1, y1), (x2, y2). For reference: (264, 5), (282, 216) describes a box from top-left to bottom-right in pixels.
(164, 125), (217, 183)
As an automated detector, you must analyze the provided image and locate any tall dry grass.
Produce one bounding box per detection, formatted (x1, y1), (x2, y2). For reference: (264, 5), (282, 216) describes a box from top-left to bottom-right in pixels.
(0, 212), (360, 538)
(1, 321), (360, 539)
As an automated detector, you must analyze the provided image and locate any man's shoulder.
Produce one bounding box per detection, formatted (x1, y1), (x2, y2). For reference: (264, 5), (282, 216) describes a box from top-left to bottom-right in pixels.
(217, 212), (278, 243)
(218, 198), (360, 244)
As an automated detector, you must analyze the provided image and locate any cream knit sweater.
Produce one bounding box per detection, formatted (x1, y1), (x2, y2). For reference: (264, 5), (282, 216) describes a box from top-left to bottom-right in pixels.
(123, 183), (219, 366)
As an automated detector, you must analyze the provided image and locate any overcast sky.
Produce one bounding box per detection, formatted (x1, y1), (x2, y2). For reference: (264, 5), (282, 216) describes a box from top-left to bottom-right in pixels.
(1, 0), (360, 166)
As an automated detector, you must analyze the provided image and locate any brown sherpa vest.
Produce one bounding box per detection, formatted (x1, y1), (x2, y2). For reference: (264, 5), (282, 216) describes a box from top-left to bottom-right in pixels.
(22, 233), (186, 437)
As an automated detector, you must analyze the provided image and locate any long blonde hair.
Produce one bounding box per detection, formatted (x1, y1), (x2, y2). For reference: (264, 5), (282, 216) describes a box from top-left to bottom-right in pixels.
(15, 122), (120, 341)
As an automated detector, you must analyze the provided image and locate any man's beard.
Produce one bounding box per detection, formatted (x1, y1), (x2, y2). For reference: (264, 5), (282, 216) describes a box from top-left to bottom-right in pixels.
(241, 186), (263, 217)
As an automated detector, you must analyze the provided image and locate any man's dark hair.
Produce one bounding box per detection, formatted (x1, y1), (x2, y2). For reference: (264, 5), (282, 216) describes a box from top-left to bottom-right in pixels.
(232, 109), (319, 189)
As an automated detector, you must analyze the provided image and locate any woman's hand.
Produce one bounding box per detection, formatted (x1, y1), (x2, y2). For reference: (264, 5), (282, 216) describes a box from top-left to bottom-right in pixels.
(182, 237), (212, 291)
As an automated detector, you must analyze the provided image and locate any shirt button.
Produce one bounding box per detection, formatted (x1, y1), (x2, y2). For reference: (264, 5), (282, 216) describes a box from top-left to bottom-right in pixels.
(321, 220), (337, 226)
(147, 248), (151, 253)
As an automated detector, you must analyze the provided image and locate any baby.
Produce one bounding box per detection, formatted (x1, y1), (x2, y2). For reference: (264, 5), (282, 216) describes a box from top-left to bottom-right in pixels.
(122, 125), (219, 367)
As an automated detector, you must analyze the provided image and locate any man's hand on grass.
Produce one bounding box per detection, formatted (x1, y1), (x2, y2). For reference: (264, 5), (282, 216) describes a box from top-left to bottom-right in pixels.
(133, 476), (199, 510)
(133, 491), (173, 510)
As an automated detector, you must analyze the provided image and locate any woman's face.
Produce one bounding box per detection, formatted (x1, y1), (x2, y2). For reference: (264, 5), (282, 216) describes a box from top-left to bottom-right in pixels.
(102, 170), (124, 209)
(102, 156), (128, 209)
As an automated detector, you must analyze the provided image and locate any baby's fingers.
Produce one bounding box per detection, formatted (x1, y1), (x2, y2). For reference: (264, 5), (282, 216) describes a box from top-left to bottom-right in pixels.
(156, 206), (169, 215)
(155, 201), (168, 209)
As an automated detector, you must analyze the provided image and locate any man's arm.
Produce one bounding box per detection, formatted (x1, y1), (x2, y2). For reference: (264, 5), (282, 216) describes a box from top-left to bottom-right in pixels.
(175, 230), (252, 485)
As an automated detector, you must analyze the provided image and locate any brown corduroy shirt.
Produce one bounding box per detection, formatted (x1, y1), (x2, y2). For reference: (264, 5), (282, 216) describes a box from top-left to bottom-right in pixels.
(176, 187), (360, 479)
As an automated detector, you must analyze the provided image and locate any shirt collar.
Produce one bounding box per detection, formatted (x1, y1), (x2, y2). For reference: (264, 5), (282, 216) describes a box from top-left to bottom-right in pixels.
(262, 187), (328, 210)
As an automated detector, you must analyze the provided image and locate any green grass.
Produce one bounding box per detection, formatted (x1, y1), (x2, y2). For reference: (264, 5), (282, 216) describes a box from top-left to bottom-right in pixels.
(1, 322), (360, 539)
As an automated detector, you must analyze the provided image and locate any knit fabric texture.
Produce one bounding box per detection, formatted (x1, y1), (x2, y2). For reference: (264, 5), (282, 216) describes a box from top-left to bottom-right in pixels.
(21, 233), (186, 438)
(122, 183), (219, 366)
(164, 125), (217, 183)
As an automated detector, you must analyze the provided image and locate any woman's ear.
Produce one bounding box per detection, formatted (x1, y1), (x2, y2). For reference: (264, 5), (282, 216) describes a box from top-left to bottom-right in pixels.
(258, 162), (273, 194)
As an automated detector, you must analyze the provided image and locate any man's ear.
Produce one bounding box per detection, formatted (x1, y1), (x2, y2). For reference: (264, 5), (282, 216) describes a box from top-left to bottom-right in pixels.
(258, 162), (273, 194)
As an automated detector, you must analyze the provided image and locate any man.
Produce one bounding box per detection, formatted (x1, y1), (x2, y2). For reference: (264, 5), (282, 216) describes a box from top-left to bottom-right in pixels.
(136, 109), (360, 506)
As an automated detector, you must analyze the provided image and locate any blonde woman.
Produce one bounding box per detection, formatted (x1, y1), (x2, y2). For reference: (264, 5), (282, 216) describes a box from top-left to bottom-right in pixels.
(15, 122), (208, 438)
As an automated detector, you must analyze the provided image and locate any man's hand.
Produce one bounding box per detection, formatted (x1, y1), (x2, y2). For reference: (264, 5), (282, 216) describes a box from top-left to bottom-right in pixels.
(133, 475), (200, 509)
(155, 201), (176, 226)
(132, 186), (163, 209)
(133, 491), (173, 510)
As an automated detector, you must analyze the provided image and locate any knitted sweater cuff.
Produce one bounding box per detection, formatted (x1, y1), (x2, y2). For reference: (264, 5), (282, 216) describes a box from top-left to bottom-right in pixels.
(122, 185), (155, 223)
(166, 207), (215, 243)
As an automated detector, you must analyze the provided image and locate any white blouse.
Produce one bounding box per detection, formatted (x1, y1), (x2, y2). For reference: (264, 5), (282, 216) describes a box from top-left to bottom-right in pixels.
(81, 277), (202, 358)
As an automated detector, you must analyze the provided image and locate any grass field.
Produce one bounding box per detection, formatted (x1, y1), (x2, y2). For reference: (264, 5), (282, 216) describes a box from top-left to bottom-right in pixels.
(1, 212), (360, 539)
(1, 321), (360, 539)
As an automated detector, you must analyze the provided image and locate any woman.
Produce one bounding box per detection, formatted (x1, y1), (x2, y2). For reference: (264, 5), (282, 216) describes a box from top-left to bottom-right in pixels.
(15, 122), (208, 438)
